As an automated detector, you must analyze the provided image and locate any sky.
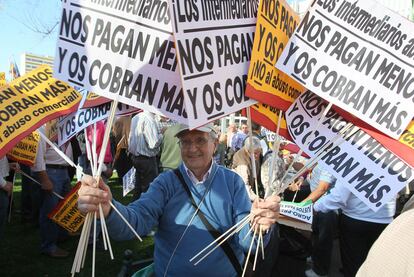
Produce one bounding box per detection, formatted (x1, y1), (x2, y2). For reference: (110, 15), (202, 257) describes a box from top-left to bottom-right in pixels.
(0, 0), (61, 81)
(0, 0), (298, 81)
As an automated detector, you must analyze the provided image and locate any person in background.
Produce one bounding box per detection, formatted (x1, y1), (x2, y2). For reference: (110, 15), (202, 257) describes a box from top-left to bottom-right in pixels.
(249, 122), (269, 156)
(159, 122), (182, 172)
(231, 123), (249, 152)
(226, 123), (237, 149)
(232, 137), (263, 201)
(213, 133), (227, 166)
(31, 127), (72, 258)
(356, 209), (414, 277)
(260, 150), (286, 196)
(0, 156), (12, 241)
(128, 111), (163, 200)
(85, 120), (113, 183)
(304, 163), (337, 277)
(112, 116), (132, 180)
(314, 181), (395, 277)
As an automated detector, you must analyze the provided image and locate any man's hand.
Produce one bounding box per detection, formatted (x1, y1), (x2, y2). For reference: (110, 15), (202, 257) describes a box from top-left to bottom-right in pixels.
(9, 162), (20, 172)
(78, 175), (112, 218)
(251, 195), (281, 232)
(36, 171), (53, 192)
(2, 181), (13, 195)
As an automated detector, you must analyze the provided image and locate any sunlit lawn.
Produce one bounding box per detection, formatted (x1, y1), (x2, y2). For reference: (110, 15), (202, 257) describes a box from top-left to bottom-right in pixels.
(0, 174), (154, 277)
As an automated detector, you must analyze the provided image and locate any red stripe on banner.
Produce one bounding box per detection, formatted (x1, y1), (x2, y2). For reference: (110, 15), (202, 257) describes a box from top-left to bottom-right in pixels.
(334, 106), (414, 168)
(48, 182), (81, 219)
(242, 107), (292, 141)
(281, 143), (310, 158)
(0, 103), (80, 158)
(82, 96), (112, 108)
(245, 83), (293, 111)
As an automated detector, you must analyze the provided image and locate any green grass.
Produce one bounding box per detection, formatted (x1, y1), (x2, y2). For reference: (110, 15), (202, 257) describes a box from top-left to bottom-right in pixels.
(0, 175), (154, 277)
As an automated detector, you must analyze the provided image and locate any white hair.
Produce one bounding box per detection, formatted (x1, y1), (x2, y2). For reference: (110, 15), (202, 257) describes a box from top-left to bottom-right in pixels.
(243, 136), (262, 151)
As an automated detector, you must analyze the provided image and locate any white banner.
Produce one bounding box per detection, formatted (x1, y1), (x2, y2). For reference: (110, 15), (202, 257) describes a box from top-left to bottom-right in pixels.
(168, 0), (258, 128)
(123, 167), (136, 197)
(276, 0), (414, 139)
(57, 102), (138, 146)
(54, 0), (189, 124)
(286, 91), (414, 211)
(280, 200), (313, 224)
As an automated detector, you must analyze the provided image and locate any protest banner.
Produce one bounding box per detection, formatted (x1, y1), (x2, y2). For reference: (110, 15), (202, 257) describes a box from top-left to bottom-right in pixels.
(45, 119), (59, 142)
(286, 91), (414, 211)
(7, 131), (40, 166)
(243, 103), (291, 140)
(123, 167), (136, 197)
(280, 200), (313, 224)
(49, 182), (85, 233)
(58, 101), (139, 146)
(0, 72), (6, 87)
(82, 92), (111, 108)
(0, 65), (81, 158)
(332, 105), (414, 168)
(276, 0), (414, 139)
(168, 0), (258, 128)
(54, 0), (188, 124)
(246, 0), (305, 111)
(400, 121), (414, 149)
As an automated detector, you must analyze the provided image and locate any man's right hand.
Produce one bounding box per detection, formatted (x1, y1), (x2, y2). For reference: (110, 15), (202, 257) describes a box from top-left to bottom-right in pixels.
(2, 182), (13, 195)
(78, 175), (113, 218)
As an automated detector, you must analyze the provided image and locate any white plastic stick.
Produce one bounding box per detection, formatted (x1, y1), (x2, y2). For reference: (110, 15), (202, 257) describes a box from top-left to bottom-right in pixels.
(246, 108), (259, 196)
(109, 202), (143, 242)
(242, 229), (257, 277)
(190, 214), (251, 263)
(266, 110), (283, 197)
(278, 103), (333, 188)
(92, 212), (97, 277)
(38, 132), (83, 173)
(18, 169), (64, 199)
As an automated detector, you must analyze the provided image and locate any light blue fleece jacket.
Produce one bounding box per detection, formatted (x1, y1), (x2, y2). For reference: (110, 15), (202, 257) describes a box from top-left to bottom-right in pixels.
(105, 162), (267, 277)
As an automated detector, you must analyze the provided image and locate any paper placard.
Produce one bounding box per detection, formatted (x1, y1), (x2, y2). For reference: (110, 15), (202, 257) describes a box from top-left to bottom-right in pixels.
(54, 0), (188, 124)
(286, 91), (414, 211)
(280, 200), (313, 224)
(168, 0), (258, 127)
(0, 65), (81, 157)
(246, 0), (305, 111)
(58, 101), (139, 146)
(276, 0), (414, 139)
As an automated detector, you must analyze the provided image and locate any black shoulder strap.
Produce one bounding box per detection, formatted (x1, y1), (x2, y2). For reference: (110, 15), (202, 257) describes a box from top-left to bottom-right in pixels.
(173, 169), (242, 276)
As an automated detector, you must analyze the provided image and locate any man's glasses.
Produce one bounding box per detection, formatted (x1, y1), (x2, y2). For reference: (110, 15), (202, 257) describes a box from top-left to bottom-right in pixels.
(178, 137), (210, 149)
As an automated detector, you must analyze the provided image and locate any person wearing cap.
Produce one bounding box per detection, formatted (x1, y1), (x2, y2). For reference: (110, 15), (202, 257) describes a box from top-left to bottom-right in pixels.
(78, 123), (281, 277)
(128, 111), (163, 200)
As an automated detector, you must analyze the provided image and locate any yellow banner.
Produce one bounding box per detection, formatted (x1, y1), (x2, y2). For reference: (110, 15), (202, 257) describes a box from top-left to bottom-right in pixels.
(7, 130), (40, 166)
(0, 65), (81, 157)
(246, 0), (305, 111)
(400, 121), (414, 150)
(45, 118), (59, 142)
(0, 72), (5, 88)
(49, 182), (85, 233)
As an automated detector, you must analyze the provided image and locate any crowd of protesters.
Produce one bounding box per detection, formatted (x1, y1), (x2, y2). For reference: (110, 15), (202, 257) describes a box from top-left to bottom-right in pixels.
(0, 111), (413, 277)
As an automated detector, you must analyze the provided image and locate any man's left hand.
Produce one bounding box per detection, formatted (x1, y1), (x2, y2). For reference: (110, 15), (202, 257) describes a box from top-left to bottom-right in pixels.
(251, 195), (280, 232)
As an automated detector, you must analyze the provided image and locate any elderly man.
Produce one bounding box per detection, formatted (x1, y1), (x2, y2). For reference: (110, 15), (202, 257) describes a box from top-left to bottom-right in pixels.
(232, 136), (263, 201)
(78, 123), (280, 277)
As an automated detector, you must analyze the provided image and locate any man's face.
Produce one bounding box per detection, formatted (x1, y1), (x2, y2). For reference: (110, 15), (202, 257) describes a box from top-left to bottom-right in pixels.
(179, 131), (217, 173)
(252, 149), (262, 161)
(241, 124), (249, 134)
